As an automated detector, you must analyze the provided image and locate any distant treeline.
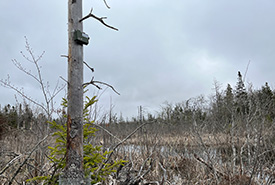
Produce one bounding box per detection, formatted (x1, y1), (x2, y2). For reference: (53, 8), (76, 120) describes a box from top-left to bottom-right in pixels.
(1, 71), (275, 134)
(106, 71), (275, 134)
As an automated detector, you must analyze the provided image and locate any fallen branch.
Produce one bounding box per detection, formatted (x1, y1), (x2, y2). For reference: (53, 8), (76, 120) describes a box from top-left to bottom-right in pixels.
(96, 121), (148, 174)
(193, 153), (229, 180)
(144, 181), (160, 185)
(79, 8), (118, 31)
(130, 156), (155, 184)
(8, 135), (48, 185)
(158, 162), (167, 185)
(0, 154), (23, 175)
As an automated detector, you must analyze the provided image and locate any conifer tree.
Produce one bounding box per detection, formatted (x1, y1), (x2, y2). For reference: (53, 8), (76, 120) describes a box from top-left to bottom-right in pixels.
(258, 82), (274, 120)
(224, 83), (234, 122)
(225, 84), (234, 107)
(235, 71), (248, 115)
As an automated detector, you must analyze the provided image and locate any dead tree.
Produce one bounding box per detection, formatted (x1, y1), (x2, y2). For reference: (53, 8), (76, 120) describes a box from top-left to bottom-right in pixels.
(60, 0), (118, 184)
(59, 0), (86, 184)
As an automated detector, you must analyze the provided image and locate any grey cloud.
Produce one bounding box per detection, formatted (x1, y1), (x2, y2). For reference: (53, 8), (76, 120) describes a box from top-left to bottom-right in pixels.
(1, 0), (275, 118)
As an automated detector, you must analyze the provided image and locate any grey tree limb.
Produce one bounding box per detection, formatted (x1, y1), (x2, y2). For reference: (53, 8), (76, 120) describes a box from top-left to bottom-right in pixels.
(79, 8), (118, 31)
(0, 154), (23, 175)
(83, 77), (120, 95)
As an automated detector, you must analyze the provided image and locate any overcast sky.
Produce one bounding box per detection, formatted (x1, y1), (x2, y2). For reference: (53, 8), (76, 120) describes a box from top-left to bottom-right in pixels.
(1, 0), (275, 119)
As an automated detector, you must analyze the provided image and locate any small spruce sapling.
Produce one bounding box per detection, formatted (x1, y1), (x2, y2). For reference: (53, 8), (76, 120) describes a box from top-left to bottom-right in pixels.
(27, 96), (126, 184)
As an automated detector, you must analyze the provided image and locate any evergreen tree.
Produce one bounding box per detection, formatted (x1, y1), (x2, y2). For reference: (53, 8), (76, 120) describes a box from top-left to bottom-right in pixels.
(235, 71), (249, 115)
(224, 84), (234, 122)
(260, 82), (273, 101)
(258, 82), (274, 120)
(225, 84), (234, 107)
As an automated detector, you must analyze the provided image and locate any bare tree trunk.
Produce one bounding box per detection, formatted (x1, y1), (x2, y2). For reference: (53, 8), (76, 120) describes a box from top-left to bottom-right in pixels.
(59, 0), (86, 184)
(231, 119), (236, 174)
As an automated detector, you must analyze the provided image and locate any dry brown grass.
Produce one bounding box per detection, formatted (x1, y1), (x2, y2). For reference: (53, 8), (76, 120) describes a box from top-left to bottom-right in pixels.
(0, 128), (54, 185)
(95, 122), (275, 184)
(1, 121), (274, 184)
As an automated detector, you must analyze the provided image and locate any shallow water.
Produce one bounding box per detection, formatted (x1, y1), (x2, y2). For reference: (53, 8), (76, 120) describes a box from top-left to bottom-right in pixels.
(119, 144), (274, 183)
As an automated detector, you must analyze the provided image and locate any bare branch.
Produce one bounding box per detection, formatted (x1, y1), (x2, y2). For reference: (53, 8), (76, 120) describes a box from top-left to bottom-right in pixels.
(22, 37), (45, 64)
(61, 55), (94, 73)
(61, 55), (69, 58)
(12, 59), (40, 84)
(83, 61), (94, 72)
(83, 77), (100, 89)
(59, 76), (69, 84)
(48, 81), (66, 108)
(92, 123), (121, 142)
(79, 8), (118, 31)
(0, 154), (23, 175)
(0, 77), (48, 113)
(1, 38), (65, 121)
(83, 77), (120, 95)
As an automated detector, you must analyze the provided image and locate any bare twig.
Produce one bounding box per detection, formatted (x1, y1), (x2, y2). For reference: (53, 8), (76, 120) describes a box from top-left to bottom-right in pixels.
(21, 37), (45, 64)
(21, 40), (50, 117)
(12, 59), (40, 84)
(0, 77), (48, 114)
(79, 8), (118, 31)
(48, 80), (66, 106)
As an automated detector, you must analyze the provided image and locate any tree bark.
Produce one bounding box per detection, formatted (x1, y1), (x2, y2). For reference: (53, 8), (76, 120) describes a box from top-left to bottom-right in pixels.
(59, 0), (86, 184)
